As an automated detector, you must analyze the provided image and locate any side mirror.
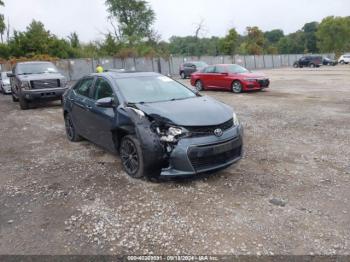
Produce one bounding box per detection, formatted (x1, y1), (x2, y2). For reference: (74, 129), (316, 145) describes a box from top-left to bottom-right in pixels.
(95, 97), (115, 108)
(7, 73), (14, 78)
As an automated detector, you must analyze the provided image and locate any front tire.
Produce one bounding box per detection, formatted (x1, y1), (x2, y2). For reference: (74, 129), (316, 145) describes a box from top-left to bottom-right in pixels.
(293, 63), (299, 68)
(232, 81), (243, 93)
(180, 72), (186, 79)
(19, 96), (29, 110)
(195, 80), (204, 91)
(310, 63), (315, 68)
(120, 135), (144, 178)
(339, 60), (345, 65)
(64, 113), (82, 142)
(12, 93), (19, 102)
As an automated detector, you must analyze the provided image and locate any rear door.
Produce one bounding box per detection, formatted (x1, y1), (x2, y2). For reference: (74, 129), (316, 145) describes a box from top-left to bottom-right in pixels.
(88, 77), (118, 152)
(70, 77), (95, 138)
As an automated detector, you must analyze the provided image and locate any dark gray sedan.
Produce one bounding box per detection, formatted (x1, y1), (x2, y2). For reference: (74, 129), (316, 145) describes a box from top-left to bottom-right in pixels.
(62, 71), (243, 180)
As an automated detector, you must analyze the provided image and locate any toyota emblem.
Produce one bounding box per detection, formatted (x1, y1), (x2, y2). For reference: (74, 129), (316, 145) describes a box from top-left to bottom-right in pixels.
(214, 128), (223, 137)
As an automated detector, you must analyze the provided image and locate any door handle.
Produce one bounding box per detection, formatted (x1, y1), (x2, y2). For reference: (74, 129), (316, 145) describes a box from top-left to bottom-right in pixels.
(86, 105), (93, 110)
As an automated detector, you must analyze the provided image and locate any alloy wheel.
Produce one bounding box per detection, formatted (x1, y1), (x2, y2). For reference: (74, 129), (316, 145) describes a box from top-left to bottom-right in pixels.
(120, 139), (140, 175)
(232, 81), (242, 93)
(64, 115), (76, 141)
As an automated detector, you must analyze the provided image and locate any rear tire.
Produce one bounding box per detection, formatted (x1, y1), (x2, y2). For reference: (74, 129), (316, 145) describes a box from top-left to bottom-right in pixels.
(195, 80), (203, 91)
(64, 113), (82, 142)
(19, 96), (29, 110)
(180, 72), (186, 79)
(339, 60), (345, 65)
(293, 63), (299, 68)
(310, 63), (315, 68)
(232, 80), (242, 93)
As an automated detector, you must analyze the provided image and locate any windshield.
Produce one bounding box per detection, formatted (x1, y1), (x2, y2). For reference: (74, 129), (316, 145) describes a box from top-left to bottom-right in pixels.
(192, 62), (208, 68)
(227, 64), (249, 74)
(17, 62), (59, 75)
(116, 75), (196, 104)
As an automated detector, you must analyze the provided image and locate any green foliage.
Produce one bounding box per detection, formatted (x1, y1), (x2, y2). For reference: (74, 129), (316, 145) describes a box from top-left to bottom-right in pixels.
(264, 29), (284, 44)
(219, 28), (239, 55)
(105, 0), (155, 44)
(303, 22), (319, 53)
(0, 12), (349, 60)
(316, 16), (350, 53)
(245, 26), (265, 55)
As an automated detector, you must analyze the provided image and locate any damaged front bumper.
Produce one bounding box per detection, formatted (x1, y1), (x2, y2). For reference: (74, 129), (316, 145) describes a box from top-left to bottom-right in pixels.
(160, 125), (243, 177)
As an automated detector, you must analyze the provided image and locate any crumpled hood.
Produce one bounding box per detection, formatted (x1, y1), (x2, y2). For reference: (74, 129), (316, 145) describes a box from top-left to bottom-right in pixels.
(18, 73), (65, 81)
(135, 96), (233, 126)
(235, 72), (267, 79)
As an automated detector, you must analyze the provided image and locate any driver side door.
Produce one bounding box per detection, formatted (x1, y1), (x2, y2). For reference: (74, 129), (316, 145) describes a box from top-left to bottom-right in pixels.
(88, 77), (118, 152)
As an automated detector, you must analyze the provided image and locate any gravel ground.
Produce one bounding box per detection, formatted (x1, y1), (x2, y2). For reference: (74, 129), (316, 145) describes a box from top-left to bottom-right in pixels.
(0, 66), (350, 255)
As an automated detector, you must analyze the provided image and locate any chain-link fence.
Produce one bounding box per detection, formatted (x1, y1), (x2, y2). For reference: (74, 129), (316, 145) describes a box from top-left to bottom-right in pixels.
(0, 53), (335, 81)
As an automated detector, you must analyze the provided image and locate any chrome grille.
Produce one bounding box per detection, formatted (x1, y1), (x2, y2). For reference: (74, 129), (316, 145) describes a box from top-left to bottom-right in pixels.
(30, 79), (60, 89)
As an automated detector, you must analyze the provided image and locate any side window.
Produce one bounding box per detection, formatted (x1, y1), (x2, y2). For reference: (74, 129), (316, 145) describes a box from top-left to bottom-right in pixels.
(204, 66), (215, 73)
(215, 66), (227, 73)
(74, 78), (94, 97)
(94, 78), (114, 100)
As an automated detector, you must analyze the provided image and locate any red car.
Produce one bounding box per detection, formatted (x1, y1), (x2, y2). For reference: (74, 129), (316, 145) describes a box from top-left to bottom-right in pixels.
(190, 64), (270, 93)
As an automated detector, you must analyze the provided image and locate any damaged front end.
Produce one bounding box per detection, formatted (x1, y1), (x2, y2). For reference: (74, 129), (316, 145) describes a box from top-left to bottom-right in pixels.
(125, 104), (243, 178)
(124, 106), (185, 176)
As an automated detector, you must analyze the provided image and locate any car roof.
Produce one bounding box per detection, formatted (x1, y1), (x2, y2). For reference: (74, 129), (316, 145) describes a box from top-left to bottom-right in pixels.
(89, 71), (162, 79)
(17, 61), (54, 65)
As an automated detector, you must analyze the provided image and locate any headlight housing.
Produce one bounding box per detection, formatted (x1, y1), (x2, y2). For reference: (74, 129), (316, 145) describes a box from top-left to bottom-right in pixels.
(21, 81), (31, 90)
(233, 112), (240, 126)
(159, 126), (186, 143)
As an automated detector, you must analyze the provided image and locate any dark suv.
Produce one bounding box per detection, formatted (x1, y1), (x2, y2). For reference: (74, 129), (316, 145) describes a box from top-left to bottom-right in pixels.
(63, 71), (243, 180)
(293, 56), (322, 68)
(179, 61), (208, 79)
(8, 61), (68, 110)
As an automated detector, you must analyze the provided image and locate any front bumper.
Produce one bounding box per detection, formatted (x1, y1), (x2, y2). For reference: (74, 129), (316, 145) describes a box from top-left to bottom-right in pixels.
(242, 79), (270, 91)
(2, 84), (11, 94)
(22, 87), (68, 101)
(160, 125), (243, 177)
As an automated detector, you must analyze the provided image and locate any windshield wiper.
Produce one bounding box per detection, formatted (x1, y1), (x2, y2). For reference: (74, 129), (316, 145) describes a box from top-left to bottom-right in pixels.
(18, 73), (33, 75)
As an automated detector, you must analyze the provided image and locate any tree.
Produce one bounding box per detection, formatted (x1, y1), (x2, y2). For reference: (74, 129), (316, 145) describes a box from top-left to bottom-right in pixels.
(68, 32), (80, 49)
(0, 0), (5, 43)
(316, 16), (350, 54)
(245, 26), (265, 55)
(105, 0), (155, 44)
(303, 22), (319, 53)
(264, 29), (284, 44)
(99, 33), (120, 56)
(219, 28), (239, 55)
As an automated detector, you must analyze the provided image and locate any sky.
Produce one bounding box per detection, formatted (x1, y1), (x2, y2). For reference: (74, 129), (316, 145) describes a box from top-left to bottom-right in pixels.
(2, 0), (350, 43)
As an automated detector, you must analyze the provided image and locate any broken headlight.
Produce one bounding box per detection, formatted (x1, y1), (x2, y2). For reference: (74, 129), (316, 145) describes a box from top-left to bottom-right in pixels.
(159, 126), (187, 143)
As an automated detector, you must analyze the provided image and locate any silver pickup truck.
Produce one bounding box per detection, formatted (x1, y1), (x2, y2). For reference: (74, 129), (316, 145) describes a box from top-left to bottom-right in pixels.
(8, 61), (68, 110)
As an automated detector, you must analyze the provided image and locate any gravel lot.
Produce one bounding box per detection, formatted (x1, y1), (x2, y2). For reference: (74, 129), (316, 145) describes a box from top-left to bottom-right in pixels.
(0, 66), (350, 255)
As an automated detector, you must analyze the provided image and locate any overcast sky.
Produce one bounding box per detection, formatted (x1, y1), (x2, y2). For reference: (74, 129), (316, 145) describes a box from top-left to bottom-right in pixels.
(3, 0), (350, 42)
